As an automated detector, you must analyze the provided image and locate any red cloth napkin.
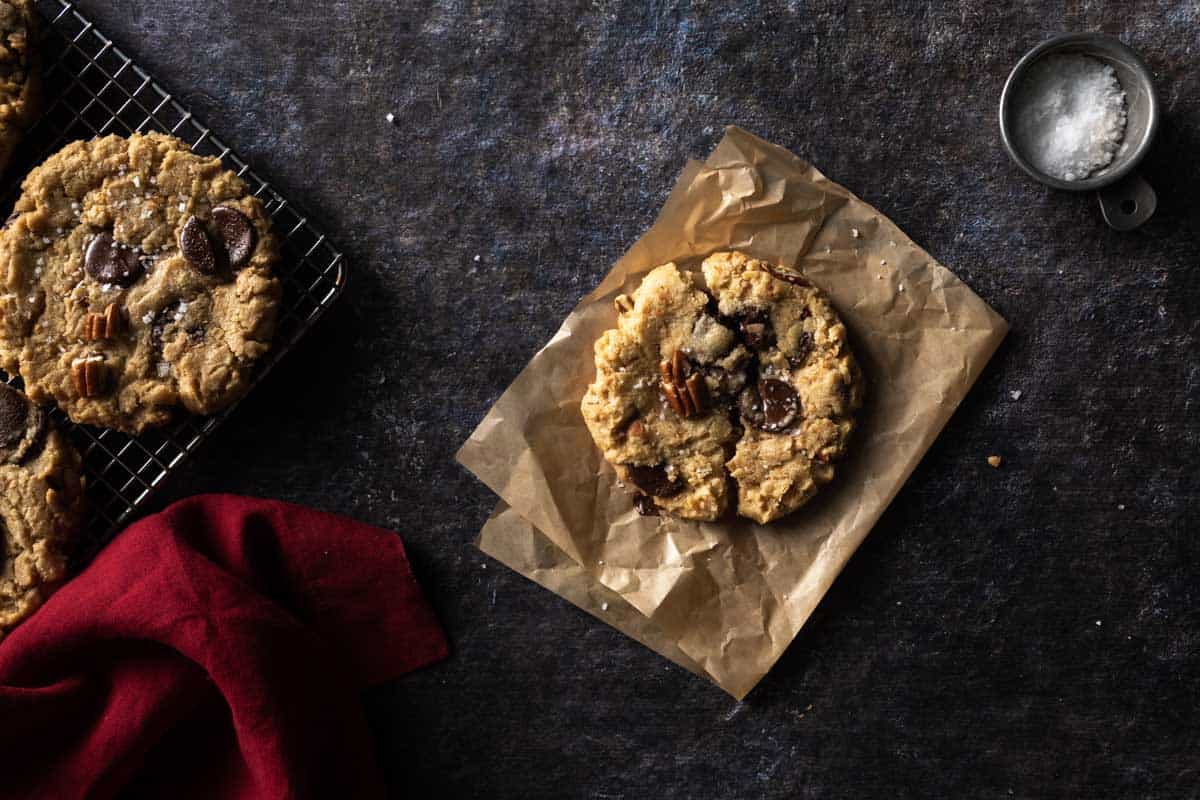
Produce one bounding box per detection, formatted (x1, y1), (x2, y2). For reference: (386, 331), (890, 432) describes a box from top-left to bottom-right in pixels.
(0, 494), (448, 800)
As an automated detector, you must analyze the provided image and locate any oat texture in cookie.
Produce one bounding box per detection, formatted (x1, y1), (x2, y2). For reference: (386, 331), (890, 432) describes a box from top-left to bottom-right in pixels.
(581, 252), (863, 523)
(0, 0), (38, 175)
(0, 382), (84, 637)
(0, 133), (282, 433)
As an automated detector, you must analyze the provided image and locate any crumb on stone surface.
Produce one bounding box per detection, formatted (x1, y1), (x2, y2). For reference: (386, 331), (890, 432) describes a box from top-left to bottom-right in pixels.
(987, 455), (1002, 468)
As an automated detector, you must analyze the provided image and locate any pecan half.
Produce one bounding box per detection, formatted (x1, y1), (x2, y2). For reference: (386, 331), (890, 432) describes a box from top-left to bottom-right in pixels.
(84, 303), (123, 341)
(71, 358), (108, 397)
(659, 349), (707, 418)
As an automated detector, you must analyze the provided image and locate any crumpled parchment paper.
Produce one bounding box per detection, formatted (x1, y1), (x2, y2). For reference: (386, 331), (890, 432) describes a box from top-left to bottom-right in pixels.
(458, 126), (1008, 699)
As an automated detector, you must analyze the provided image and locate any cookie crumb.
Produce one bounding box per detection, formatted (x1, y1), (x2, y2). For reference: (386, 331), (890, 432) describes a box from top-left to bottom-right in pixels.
(600, 602), (609, 611)
(473, 254), (481, 262)
(850, 228), (860, 238)
(987, 455), (1002, 468)
(1009, 390), (1022, 401)
(1095, 620), (1102, 626)
(1117, 503), (1125, 511)
(385, 112), (396, 124)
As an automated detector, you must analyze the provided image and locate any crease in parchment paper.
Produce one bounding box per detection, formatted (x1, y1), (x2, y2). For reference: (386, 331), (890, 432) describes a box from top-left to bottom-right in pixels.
(458, 126), (1008, 699)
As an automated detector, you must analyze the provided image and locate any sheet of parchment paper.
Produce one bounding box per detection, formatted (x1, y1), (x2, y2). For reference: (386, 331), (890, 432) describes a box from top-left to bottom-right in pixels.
(458, 126), (1008, 699)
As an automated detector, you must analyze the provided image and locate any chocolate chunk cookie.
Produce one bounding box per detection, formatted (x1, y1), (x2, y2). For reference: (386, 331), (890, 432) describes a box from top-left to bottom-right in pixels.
(0, 133), (282, 433)
(0, 0), (38, 175)
(581, 263), (746, 520)
(0, 382), (85, 637)
(581, 252), (863, 523)
(703, 252), (863, 523)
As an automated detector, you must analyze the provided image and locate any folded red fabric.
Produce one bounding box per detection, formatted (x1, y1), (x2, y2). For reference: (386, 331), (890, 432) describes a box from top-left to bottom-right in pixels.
(0, 494), (448, 799)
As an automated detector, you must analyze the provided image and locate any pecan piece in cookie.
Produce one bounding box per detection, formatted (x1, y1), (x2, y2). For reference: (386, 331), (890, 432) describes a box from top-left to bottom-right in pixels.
(83, 303), (123, 341)
(70, 358), (108, 398)
(659, 350), (708, 418)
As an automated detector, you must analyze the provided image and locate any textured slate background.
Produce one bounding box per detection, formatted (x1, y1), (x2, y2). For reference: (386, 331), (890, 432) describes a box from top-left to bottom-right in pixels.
(74, 1), (1200, 797)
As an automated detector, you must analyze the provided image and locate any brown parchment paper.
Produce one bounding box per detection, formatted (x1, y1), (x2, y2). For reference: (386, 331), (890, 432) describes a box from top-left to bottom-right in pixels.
(457, 127), (1008, 699)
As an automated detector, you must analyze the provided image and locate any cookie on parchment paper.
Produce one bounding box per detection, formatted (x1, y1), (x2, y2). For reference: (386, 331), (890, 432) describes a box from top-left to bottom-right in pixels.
(581, 251), (863, 524)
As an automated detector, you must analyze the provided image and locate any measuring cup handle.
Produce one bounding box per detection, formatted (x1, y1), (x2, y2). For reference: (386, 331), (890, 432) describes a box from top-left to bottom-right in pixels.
(1098, 173), (1157, 231)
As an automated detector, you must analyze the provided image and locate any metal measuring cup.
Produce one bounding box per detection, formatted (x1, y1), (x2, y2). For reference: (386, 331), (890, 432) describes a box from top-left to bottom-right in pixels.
(999, 33), (1160, 231)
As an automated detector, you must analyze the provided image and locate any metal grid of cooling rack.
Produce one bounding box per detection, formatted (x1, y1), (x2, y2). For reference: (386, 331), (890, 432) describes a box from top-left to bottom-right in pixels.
(1, 1), (346, 565)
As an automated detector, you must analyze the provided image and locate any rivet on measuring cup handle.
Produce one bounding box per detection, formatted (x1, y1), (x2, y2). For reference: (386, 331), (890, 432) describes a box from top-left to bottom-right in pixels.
(1098, 174), (1157, 232)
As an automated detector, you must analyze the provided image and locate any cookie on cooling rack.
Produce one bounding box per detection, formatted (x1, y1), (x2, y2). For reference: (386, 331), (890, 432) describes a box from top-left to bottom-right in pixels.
(0, 382), (84, 638)
(0, 132), (282, 433)
(581, 252), (863, 524)
(0, 0), (39, 175)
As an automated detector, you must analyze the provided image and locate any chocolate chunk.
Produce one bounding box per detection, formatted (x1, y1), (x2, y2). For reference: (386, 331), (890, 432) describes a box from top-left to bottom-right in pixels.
(179, 216), (217, 273)
(788, 331), (814, 367)
(742, 317), (778, 352)
(633, 494), (659, 516)
(741, 379), (801, 432)
(0, 384), (28, 450)
(85, 232), (142, 286)
(212, 206), (255, 267)
(759, 379), (800, 430)
(625, 464), (683, 497)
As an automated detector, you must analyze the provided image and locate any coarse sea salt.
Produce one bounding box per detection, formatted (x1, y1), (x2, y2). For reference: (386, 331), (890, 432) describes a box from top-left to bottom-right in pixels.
(1013, 54), (1127, 182)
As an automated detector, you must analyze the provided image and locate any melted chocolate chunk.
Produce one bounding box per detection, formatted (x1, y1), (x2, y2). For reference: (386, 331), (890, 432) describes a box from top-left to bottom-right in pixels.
(739, 309), (777, 352)
(788, 331), (814, 367)
(625, 464), (684, 497)
(212, 206), (255, 267)
(179, 216), (217, 273)
(0, 384), (27, 450)
(85, 232), (142, 286)
(740, 379), (801, 432)
(633, 494), (659, 516)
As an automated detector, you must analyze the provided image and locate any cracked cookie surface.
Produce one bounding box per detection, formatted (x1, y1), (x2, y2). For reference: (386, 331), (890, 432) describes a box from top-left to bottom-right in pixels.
(0, 0), (38, 175)
(0, 133), (281, 433)
(0, 382), (84, 637)
(581, 252), (862, 523)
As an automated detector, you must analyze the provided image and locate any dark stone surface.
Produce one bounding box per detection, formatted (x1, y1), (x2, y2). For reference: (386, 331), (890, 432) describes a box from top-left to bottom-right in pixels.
(76, 1), (1199, 797)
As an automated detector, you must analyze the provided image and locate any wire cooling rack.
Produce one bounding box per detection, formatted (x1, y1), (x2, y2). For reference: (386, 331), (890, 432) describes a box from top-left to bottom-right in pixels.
(1, 1), (346, 564)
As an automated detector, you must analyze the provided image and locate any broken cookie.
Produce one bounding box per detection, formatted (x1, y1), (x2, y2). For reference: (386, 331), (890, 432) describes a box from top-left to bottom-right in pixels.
(581, 252), (863, 523)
